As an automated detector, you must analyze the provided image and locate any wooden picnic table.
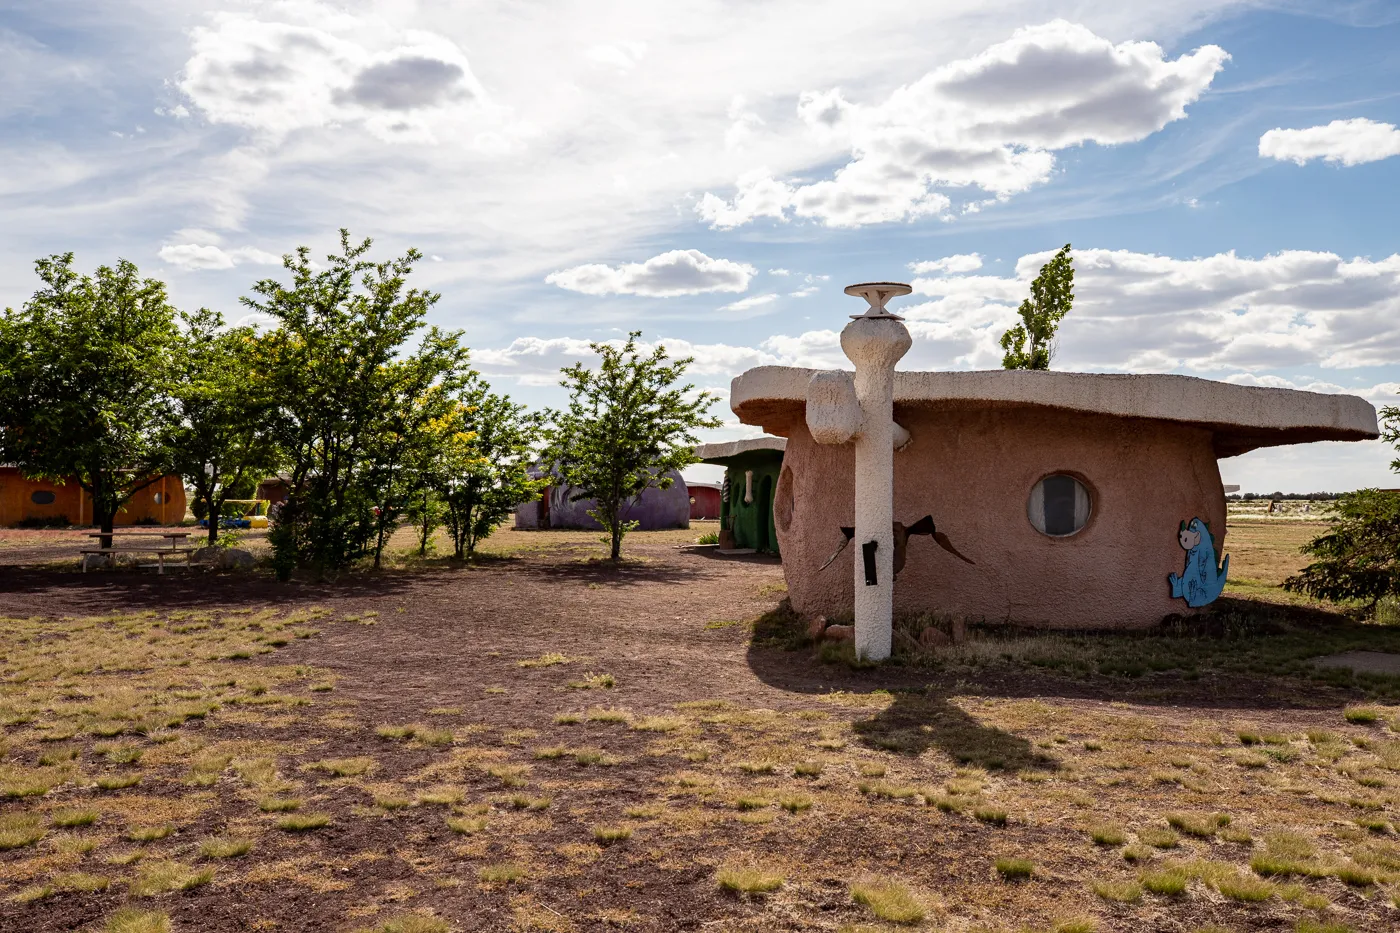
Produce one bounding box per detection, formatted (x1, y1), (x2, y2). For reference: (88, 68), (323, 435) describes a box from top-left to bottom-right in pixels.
(81, 531), (196, 573)
(85, 530), (191, 543)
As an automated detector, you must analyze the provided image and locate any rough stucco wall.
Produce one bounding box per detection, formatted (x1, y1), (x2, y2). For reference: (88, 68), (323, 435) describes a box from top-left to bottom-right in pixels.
(776, 407), (1227, 630)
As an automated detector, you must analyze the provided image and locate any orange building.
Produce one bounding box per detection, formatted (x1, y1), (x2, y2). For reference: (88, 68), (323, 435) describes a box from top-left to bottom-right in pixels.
(0, 467), (187, 527)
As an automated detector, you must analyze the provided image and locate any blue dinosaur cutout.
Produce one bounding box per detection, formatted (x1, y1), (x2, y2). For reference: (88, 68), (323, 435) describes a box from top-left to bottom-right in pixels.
(1168, 517), (1229, 608)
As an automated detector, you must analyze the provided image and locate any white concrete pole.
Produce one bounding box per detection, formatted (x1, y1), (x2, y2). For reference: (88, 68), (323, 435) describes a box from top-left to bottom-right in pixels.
(840, 284), (912, 661)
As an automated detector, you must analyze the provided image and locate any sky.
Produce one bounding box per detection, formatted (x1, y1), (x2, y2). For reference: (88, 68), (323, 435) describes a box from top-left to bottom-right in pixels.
(2, 0), (1398, 492)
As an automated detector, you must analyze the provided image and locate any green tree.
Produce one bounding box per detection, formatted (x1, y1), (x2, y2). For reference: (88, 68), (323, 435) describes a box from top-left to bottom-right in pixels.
(544, 332), (721, 562)
(437, 375), (544, 559)
(362, 334), (472, 568)
(1000, 243), (1074, 370)
(0, 254), (179, 547)
(164, 308), (280, 546)
(1284, 402), (1400, 609)
(244, 230), (463, 579)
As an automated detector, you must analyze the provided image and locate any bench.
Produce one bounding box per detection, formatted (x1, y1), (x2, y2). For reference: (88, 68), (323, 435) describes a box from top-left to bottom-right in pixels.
(81, 531), (197, 574)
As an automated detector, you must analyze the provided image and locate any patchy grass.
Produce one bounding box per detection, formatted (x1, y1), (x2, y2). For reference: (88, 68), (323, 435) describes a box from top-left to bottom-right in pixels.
(128, 860), (214, 896)
(568, 672), (616, 690)
(353, 914), (450, 933)
(479, 862), (525, 884)
(199, 836), (253, 859)
(716, 861), (784, 895)
(2, 532), (1400, 930)
(275, 812), (330, 832)
(102, 909), (171, 933)
(593, 824), (633, 844)
(850, 877), (926, 924)
(995, 858), (1034, 880)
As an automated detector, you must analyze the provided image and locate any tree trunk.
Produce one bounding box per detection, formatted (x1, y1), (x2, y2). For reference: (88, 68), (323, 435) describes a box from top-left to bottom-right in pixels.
(609, 506), (622, 562)
(206, 497), (221, 546)
(99, 513), (116, 551)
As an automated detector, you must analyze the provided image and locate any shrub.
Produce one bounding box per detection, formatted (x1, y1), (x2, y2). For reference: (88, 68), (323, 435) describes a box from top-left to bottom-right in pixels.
(1284, 489), (1400, 607)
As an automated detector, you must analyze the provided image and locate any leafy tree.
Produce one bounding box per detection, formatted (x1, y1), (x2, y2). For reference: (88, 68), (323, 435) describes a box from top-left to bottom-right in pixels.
(437, 375), (544, 559)
(544, 332), (721, 561)
(0, 254), (179, 547)
(361, 334), (472, 568)
(164, 308), (280, 546)
(406, 487), (446, 556)
(244, 230), (464, 579)
(1285, 402), (1400, 610)
(1284, 489), (1400, 607)
(1000, 243), (1074, 370)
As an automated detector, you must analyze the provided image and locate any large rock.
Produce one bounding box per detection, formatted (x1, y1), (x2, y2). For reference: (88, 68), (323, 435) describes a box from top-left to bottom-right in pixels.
(81, 554), (112, 572)
(219, 548), (256, 570)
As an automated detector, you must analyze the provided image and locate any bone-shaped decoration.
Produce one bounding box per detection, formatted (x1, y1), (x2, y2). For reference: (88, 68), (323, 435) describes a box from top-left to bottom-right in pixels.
(806, 370), (862, 445)
(807, 370), (912, 450)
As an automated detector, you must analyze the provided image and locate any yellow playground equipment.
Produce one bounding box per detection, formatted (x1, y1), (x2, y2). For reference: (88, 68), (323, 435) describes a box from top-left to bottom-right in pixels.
(220, 499), (271, 529)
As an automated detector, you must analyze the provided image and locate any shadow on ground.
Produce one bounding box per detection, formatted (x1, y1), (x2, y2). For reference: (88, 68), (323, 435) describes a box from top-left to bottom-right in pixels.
(0, 566), (426, 613)
(742, 595), (1400, 768)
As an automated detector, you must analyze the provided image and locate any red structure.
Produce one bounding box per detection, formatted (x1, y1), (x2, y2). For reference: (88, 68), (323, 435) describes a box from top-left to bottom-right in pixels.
(688, 482), (722, 520)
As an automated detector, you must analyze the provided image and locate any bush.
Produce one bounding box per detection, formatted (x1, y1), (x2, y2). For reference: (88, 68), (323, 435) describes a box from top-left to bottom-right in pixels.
(16, 514), (70, 529)
(1285, 489), (1400, 608)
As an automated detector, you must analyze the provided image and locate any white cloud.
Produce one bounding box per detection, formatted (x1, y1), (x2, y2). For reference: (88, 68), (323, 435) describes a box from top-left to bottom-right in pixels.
(789, 286), (820, 298)
(718, 293), (779, 313)
(1259, 118), (1400, 167)
(902, 247), (1400, 371)
(768, 268), (792, 277)
(177, 7), (492, 143)
(585, 42), (647, 72)
(909, 253), (983, 275)
(545, 249), (755, 297)
(700, 20), (1228, 228)
(158, 243), (283, 270)
(476, 334), (781, 385)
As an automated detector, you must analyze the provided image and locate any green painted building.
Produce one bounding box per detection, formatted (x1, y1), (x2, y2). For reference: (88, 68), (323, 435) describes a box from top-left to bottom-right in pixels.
(695, 437), (786, 555)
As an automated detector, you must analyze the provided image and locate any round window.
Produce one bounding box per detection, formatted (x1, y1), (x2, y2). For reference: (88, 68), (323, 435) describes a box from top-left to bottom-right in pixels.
(153, 492), (166, 504)
(30, 490), (57, 505)
(1028, 474), (1091, 537)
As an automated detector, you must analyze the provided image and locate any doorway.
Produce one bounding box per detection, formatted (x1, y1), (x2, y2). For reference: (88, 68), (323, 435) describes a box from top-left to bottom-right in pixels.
(756, 475), (773, 552)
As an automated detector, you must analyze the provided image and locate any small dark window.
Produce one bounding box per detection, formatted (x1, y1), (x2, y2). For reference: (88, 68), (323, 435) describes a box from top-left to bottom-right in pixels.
(30, 490), (56, 505)
(1028, 474), (1091, 537)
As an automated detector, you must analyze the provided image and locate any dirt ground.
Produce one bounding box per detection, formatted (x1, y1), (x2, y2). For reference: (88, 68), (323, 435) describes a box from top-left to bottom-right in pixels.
(2, 525), (1399, 933)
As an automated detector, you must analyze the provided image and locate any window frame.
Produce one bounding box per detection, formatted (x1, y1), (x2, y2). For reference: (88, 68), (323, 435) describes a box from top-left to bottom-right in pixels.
(1027, 472), (1094, 538)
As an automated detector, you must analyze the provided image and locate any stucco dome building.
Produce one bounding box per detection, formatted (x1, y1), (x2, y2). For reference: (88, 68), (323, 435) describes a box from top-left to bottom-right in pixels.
(729, 367), (1379, 629)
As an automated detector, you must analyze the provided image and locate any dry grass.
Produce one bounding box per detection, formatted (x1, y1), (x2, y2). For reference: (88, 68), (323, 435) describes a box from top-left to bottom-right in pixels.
(850, 877), (926, 924)
(4, 525), (1400, 930)
(716, 861), (784, 895)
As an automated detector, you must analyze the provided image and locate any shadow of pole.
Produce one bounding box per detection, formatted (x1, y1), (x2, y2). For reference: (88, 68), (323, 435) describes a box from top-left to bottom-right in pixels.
(851, 690), (1058, 771)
